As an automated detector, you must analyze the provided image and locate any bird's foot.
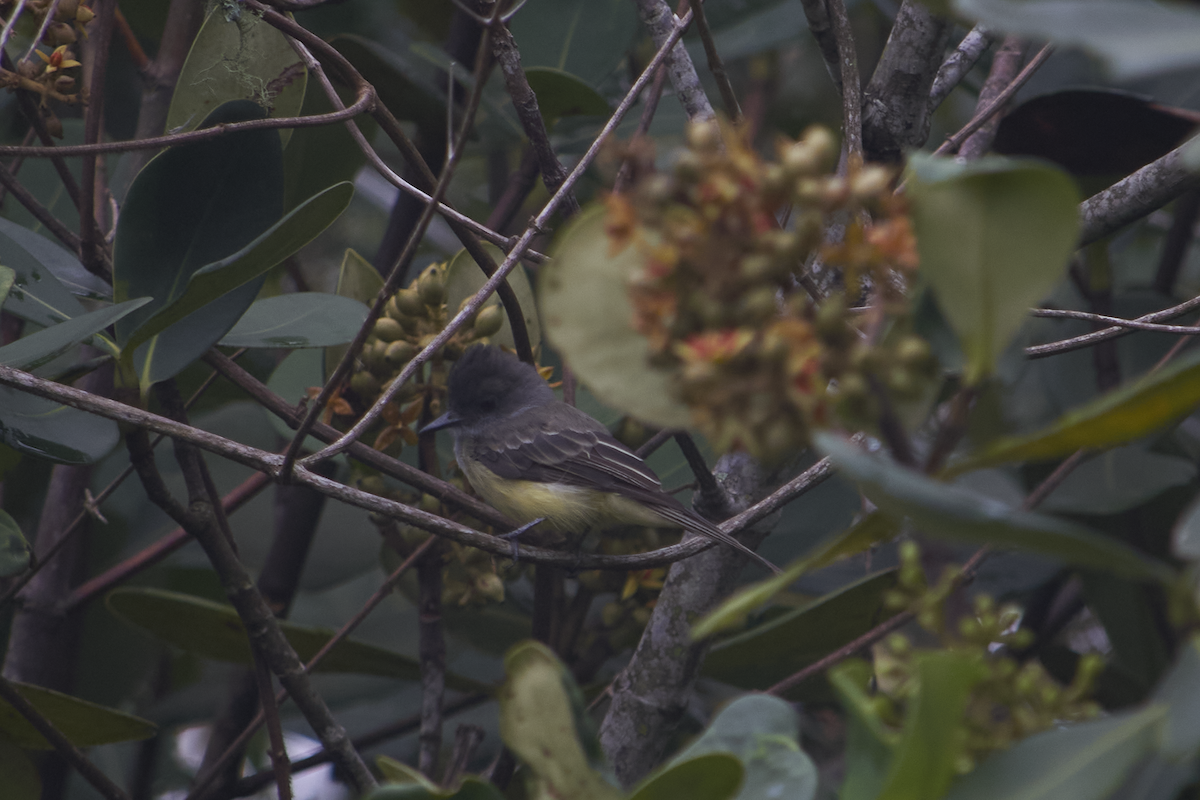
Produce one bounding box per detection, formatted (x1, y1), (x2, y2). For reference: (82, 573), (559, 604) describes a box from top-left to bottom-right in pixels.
(498, 517), (545, 564)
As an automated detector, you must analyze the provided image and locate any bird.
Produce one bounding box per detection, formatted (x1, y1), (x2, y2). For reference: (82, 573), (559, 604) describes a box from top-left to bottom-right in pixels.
(422, 345), (780, 574)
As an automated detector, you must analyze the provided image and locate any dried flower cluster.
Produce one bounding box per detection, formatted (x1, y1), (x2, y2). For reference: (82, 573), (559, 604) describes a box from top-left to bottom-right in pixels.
(869, 541), (1101, 771)
(607, 120), (927, 462)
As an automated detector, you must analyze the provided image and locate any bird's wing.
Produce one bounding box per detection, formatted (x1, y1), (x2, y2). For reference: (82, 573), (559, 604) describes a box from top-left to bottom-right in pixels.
(473, 404), (665, 495)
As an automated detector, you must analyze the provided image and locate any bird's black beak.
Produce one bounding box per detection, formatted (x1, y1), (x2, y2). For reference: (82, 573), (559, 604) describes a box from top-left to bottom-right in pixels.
(421, 411), (461, 434)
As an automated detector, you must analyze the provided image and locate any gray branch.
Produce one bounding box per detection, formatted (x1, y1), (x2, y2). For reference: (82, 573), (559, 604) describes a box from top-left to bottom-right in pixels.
(635, 0), (715, 121)
(928, 24), (994, 113)
(862, 0), (951, 162)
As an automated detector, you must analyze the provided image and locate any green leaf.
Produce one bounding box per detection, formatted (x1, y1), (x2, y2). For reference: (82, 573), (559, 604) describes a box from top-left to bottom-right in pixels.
(0, 388), (119, 464)
(1081, 573), (1170, 694)
(906, 154), (1080, 384)
(366, 773), (504, 800)
(0, 298), (151, 369)
(1152, 634), (1200, 760)
(0, 221), (86, 328)
(105, 588), (488, 693)
(954, 0), (1200, 79)
(331, 35), (445, 129)
(267, 347), (325, 449)
(524, 67), (610, 126)
(1036, 445), (1196, 516)
(0, 730), (39, 799)
(114, 100), (285, 387)
(0, 681), (156, 750)
(832, 660), (898, 800)
(0, 510), (30, 578)
(325, 248), (383, 381)
(878, 651), (987, 800)
(509, 0), (639, 87)
(541, 204), (691, 428)
(694, 512), (898, 639)
(942, 705), (1166, 800)
(948, 346), (1200, 475)
(499, 641), (621, 800)
(816, 432), (1175, 583)
(445, 243), (541, 353)
(121, 180), (354, 388)
(218, 293), (369, 348)
(629, 755), (744, 800)
(668, 694), (814, 800)
(0, 266), (12, 309)
(702, 570), (901, 696)
(165, 4), (306, 146)
(283, 79), (374, 212)
(0, 217), (110, 301)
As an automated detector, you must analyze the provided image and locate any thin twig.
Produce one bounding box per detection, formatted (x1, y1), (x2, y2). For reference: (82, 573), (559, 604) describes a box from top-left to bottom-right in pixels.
(1031, 307), (1200, 334)
(636, 0), (711, 121)
(956, 36), (1028, 161)
(688, 0), (741, 122)
(0, 675), (132, 800)
(79, 0), (118, 278)
(934, 43), (1053, 156)
(1026, 294), (1200, 358)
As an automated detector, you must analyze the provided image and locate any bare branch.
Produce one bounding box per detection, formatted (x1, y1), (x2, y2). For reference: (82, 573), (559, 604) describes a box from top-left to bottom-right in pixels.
(828, 0), (861, 163)
(636, 0), (713, 121)
(797, 0), (844, 94)
(928, 24), (995, 112)
(862, 0), (951, 162)
(688, 0), (741, 122)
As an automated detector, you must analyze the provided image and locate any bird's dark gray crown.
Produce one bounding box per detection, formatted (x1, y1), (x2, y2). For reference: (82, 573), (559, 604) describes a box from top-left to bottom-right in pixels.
(446, 345), (555, 422)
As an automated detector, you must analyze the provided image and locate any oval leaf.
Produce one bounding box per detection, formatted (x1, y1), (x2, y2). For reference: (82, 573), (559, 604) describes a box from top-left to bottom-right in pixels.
(541, 204), (691, 428)
(0, 387), (119, 464)
(165, 5), (306, 142)
(0, 218), (109, 302)
(907, 154), (1080, 384)
(0, 298), (150, 369)
(0, 681), (156, 750)
(114, 100), (285, 387)
(218, 293), (369, 348)
(629, 754), (744, 800)
(667, 695), (814, 800)
(524, 67), (611, 126)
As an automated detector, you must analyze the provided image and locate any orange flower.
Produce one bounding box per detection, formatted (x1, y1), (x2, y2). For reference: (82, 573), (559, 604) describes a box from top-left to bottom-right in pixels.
(674, 328), (753, 365)
(866, 217), (919, 271)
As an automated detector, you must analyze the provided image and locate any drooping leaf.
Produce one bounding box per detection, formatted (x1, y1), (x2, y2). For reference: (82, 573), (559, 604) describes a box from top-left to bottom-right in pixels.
(114, 100), (285, 387)
(702, 570), (901, 696)
(218, 293), (369, 349)
(0, 221), (86, 328)
(941, 705), (1166, 800)
(816, 433), (1175, 583)
(541, 204), (691, 428)
(954, 0), (1200, 79)
(694, 513), (899, 639)
(1036, 445), (1196, 516)
(628, 755), (744, 800)
(0, 298), (150, 369)
(0, 388), (119, 464)
(0, 681), (156, 750)
(499, 641), (621, 800)
(948, 345), (1200, 474)
(105, 588), (487, 692)
(878, 651), (987, 800)
(524, 67), (610, 126)
(0, 510), (29, 578)
(668, 694), (814, 800)
(165, 4), (306, 145)
(906, 154), (1080, 384)
(445, 243), (541, 353)
(0, 218), (109, 301)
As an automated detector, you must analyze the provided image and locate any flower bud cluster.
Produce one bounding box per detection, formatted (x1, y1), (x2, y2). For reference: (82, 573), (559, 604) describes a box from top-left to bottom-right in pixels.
(607, 120), (925, 461)
(872, 541), (1101, 771)
(0, 0), (92, 128)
